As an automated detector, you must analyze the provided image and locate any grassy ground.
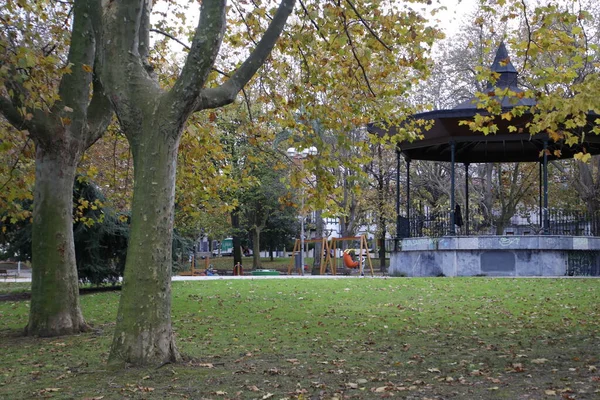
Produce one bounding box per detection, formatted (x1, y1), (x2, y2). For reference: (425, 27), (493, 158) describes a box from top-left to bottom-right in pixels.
(0, 278), (599, 399)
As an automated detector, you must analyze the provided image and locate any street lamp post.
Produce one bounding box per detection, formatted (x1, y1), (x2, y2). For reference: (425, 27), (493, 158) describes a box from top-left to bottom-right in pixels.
(287, 146), (317, 275)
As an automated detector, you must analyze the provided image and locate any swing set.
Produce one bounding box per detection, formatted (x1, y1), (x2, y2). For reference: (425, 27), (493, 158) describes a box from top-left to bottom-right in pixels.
(287, 235), (374, 276)
(287, 237), (331, 275)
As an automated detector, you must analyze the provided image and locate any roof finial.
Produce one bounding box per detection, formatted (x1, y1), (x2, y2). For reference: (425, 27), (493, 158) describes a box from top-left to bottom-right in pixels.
(488, 41), (518, 88)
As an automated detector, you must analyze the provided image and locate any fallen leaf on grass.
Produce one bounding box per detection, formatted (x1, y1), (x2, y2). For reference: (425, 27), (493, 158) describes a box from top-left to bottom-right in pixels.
(247, 385), (260, 392)
(213, 390), (227, 395)
(531, 358), (549, 364)
(262, 393), (274, 399)
(427, 368), (441, 373)
(286, 358), (300, 365)
(345, 382), (358, 389)
(198, 363), (214, 368)
(266, 367), (282, 375)
(545, 390), (556, 395)
(82, 397), (104, 400)
(511, 363), (525, 372)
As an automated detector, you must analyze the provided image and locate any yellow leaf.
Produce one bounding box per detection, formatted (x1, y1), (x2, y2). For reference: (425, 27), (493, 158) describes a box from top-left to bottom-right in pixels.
(82, 64), (93, 73)
(574, 152), (592, 163)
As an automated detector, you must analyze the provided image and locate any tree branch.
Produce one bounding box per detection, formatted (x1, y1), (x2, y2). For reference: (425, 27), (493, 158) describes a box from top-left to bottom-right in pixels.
(341, 9), (376, 97)
(196, 0), (295, 111)
(0, 96), (25, 128)
(196, 0), (296, 111)
(168, 0), (228, 119)
(298, 0), (328, 44)
(52, 0), (97, 141)
(0, 137), (32, 193)
(344, 0), (391, 52)
(150, 28), (191, 51)
(232, 1), (259, 47)
(85, 75), (114, 149)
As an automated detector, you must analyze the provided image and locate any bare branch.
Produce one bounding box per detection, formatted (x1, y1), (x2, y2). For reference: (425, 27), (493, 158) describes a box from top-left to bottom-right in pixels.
(520, 0), (532, 71)
(150, 28), (191, 50)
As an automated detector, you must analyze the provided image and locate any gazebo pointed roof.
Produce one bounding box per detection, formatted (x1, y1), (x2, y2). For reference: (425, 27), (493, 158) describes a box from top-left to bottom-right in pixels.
(454, 42), (535, 110)
(489, 41), (518, 84)
(367, 43), (600, 163)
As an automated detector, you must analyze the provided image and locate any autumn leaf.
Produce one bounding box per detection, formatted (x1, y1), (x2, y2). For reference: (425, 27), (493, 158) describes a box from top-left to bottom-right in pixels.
(531, 358), (549, 364)
(82, 64), (93, 73)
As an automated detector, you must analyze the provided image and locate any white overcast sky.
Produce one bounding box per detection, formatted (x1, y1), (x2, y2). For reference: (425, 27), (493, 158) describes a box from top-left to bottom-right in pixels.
(153, 0), (480, 47)
(425, 0), (479, 37)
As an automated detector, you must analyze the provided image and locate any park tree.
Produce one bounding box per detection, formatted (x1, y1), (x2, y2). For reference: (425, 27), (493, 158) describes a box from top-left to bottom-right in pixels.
(363, 140), (397, 271)
(91, 0), (296, 366)
(241, 161), (289, 269)
(0, 0), (112, 336)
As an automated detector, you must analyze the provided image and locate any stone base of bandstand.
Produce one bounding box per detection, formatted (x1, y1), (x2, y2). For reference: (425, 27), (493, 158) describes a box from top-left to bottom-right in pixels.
(389, 236), (600, 277)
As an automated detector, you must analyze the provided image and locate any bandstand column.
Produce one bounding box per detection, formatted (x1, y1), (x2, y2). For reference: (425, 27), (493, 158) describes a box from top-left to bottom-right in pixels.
(543, 140), (549, 234)
(539, 161), (543, 227)
(395, 148), (401, 251)
(465, 163), (470, 236)
(406, 158), (411, 235)
(450, 141), (456, 235)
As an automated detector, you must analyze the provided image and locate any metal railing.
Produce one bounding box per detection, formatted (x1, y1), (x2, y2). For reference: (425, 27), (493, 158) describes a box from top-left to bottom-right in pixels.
(401, 209), (600, 238)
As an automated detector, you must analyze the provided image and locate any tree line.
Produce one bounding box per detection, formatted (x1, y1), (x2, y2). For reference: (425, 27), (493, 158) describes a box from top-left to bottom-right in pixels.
(0, 0), (598, 368)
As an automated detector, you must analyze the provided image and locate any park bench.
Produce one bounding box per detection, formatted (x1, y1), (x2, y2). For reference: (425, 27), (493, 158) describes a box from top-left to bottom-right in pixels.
(0, 269), (17, 281)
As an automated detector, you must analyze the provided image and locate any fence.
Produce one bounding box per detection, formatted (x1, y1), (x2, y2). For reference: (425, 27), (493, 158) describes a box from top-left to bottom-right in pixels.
(402, 209), (600, 238)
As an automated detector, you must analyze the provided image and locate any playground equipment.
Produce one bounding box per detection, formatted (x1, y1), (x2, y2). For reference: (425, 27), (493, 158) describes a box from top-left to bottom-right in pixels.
(287, 237), (332, 275)
(330, 235), (374, 276)
(286, 235), (374, 276)
(342, 249), (359, 268)
(179, 255), (210, 276)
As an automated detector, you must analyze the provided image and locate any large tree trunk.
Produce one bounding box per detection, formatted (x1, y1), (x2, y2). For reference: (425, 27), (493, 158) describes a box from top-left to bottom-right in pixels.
(27, 148), (89, 336)
(108, 126), (181, 366)
(93, 0), (295, 368)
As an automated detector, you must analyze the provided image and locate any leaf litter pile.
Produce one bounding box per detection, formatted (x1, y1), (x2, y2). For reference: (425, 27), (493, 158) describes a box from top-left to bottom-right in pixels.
(1, 278), (599, 399)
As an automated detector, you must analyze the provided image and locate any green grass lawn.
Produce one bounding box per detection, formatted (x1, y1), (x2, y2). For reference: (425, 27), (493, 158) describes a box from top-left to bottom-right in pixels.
(1, 278), (599, 399)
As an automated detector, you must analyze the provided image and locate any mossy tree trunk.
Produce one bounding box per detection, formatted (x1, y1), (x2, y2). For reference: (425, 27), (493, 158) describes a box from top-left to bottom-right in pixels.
(93, 0), (295, 367)
(27, 148), (87, 336)
(0, 0), (112, 337)
(109, 120), (181, 364)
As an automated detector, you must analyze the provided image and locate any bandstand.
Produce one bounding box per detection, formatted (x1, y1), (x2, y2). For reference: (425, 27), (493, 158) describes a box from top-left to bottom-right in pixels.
(368, 43), (600, 277)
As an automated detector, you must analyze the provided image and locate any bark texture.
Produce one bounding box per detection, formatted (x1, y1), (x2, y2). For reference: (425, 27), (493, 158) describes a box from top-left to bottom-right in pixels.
(92, 0), (295, 367)
(26, 148), (88, 336)
(108, 122), (181, 365)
